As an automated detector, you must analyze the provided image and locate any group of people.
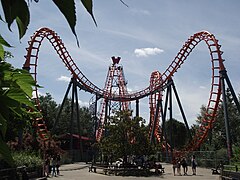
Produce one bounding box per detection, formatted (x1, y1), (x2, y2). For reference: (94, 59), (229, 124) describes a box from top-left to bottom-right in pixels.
(44, 153), (61, 177)
(172, 155), (197, 176)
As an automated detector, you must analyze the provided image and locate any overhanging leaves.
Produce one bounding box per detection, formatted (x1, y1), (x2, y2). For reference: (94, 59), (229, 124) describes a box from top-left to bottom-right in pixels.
(1, 0), (17, 30)
(0, 137), (15, 167)
(0, 34), (12, 48)
(0, 113), (7, 138)
(2, 63), (36, 98)
(1, 0), (30, 39)
(53, 0), (79, 46)
(6, 87), (35, 109)
(120, 0), (129, 7)
(0, 92), (28, 120)
(80, 0), (97, 26)
(12, 69), (36, 97)
(0, 44), (3, 60)
(15, 1), (30, 39)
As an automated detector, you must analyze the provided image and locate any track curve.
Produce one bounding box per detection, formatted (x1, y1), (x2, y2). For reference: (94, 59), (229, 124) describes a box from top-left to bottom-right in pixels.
(24, 27), (225, 152)
(149, 71), (162, 142)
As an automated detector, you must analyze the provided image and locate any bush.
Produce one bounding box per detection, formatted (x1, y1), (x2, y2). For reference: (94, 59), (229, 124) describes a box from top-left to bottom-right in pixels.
(232, 145), (240, 164)
(215, 148), (229, 164)
(12, 151), (43, 168)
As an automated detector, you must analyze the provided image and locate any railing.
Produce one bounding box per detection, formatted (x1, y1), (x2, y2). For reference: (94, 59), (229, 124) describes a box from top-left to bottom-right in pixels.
(221, 165), (240, 180)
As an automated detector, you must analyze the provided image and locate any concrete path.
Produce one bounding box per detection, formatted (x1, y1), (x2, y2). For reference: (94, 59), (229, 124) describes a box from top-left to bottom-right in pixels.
(36, 162), (221, 180)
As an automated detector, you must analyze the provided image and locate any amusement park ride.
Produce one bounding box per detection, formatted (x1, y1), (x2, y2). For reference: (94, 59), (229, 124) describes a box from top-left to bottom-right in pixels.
(23, 27), (240, 160)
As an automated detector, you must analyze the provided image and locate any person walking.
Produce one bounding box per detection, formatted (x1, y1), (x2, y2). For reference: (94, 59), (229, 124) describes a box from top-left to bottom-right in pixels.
(177, 158), (182, 176)
(172, 157), (182, 176)
(172, 158), (178, 176)
(51, 155), (57, 177)
(191, 155), (197, 175)
(181, 157), (188, 175)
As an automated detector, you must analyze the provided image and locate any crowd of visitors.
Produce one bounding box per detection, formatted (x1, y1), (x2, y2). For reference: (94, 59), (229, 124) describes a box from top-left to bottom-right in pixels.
(44, 153), (61, 177)
(172, 155), (197, 176)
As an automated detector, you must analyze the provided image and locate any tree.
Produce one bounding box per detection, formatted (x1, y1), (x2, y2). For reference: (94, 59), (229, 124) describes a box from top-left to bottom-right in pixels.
(194, 89), (240, 157)
(38, 94), (94, 138)
(78, 106), (94, 138)
(39, 93), (58, 130)
(164, 118), (188, 150)
(0, 58), (38, 166)
(0, 0), (126, 167)
(98, 111), (153, 164)
(194, 105), (217, 150)
(214, 89), (240, 149)
(0, 0), (97, 166)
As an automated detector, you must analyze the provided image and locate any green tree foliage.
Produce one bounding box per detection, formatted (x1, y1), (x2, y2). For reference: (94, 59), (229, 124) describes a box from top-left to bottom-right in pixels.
(216, 89), (240, 147)
(39, 93), (58, 130)
(12, 151), (43, 168)
(78, 106), (94, 137)
(195, 89), (240, 162)
(0, 36), (12, 61)
(194, 105), (218, 150)
(98, 111), (153, 164)
(52, 98), (93, 137)
(0, 60), (37, 166)
(164, 118), (188, 150)
(38, 94), (93, 138)
(0, 0), (125, 167)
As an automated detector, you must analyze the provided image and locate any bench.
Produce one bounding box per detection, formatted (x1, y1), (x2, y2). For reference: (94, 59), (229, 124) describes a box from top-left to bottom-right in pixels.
(107, 167), (149, 176)
(221, 165), (240, 180)
(211, 163), (224, 175)
(89, 163), (165, 176)
(211, 168), (220, 175)
(156, 167), (165, 174)
(107, 166), (164, 176)
(148, 163), (165, 174)
(88, 164), (109, 174)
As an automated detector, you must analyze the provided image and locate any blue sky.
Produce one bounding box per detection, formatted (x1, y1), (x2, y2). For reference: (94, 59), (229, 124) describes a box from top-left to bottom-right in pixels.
(1, 0), (240, 125)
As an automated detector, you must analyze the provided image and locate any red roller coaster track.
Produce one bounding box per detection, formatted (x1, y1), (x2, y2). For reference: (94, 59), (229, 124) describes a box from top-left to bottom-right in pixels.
(96, 57), (130, 141)
(23, 27), (225, 154)
(149, 71), (162, 142)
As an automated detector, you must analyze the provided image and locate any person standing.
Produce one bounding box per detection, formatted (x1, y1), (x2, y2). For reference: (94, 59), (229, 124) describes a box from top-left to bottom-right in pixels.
(191, 155), (197, 175)
(181, 157), (188, 175)
(51, 155), (57, 177)
(44, 155), (50, 177)
(177, 158), (182, 176)
(172, 158), (178, 176)
(56, 154), (61, 175)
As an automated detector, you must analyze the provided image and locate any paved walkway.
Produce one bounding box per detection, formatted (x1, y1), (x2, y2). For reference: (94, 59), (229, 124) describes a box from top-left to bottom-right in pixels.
(36, 162), (221, 180)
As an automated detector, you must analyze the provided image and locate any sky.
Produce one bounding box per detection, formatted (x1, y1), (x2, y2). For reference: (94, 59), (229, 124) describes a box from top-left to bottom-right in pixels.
(1, 0), (240, 126)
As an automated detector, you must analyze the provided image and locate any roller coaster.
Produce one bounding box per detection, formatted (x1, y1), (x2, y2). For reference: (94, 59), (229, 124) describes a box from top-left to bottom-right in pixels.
(23, 27), (240, 159)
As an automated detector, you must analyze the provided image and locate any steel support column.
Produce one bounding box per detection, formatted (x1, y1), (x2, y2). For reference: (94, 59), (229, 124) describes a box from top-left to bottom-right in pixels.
(73, 78), (83, 160)
(220, 70), (233, 159)
(136, 99), (139, 117)
(171, 79), (192, 140)
(52, 80), (73, 133)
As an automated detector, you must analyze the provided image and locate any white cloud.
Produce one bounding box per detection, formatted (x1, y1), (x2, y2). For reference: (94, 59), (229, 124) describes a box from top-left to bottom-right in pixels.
(130, 8), (151, 16)
(134, 48), (164, 57)
(199, 86), (206, 89)
(127, 87), (133, 92)
(78, 100), (89, 107)
(57, 75), (71, 82)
